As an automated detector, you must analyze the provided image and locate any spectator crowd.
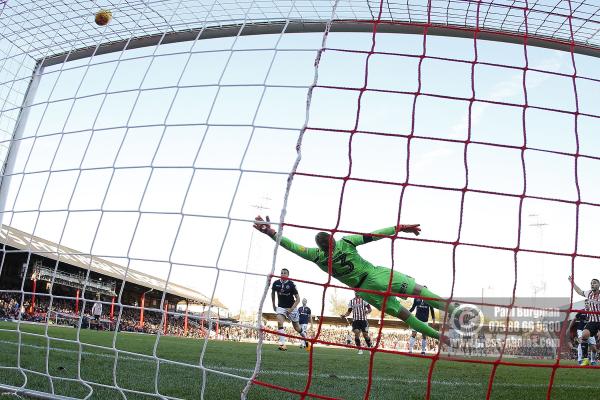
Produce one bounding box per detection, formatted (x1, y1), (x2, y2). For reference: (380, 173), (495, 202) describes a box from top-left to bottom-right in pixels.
(0, 293), (563, 359)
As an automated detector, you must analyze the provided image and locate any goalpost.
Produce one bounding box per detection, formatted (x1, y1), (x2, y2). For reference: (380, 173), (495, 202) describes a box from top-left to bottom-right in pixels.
(0, 0), (599, 399)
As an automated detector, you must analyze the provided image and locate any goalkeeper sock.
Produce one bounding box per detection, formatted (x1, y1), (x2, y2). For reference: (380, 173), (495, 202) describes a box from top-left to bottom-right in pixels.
(405, 315), (440, 339)
(278, 328), (285, 345)
(409, 336), (415, 351)
(577, 343), (582, 362)
(355, 337), (361, 348)
(421, 337), (427, 352)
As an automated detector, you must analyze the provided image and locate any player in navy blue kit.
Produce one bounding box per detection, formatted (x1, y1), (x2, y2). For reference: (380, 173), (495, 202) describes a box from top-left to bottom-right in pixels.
(297, 298), (312, 348)
(271, 268), (310, 351)
(408, 288), (435, 355)
(569, 312), (593, 365)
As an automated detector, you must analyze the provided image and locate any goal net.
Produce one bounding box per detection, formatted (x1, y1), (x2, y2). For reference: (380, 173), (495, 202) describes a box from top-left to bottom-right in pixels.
(0, 0), (599, 399)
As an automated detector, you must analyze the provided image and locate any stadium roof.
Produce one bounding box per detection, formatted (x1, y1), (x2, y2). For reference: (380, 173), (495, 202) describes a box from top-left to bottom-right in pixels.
(0, 225), (227, 309)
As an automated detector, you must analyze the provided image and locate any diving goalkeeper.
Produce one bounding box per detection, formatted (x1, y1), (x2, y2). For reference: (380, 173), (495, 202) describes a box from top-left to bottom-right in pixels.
(253, 216), (456, 342)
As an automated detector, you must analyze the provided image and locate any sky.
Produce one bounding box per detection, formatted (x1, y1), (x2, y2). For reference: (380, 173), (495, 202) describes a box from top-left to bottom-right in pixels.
(1, 30), (600, 318)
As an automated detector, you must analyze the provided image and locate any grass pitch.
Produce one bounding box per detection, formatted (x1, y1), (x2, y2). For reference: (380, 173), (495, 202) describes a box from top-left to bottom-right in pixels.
(0, 322), (596, 399)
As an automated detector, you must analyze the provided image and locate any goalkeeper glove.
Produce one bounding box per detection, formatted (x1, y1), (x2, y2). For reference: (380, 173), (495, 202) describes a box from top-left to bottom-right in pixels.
(254, 215), (276, 237)
(398, 224), (421, 236)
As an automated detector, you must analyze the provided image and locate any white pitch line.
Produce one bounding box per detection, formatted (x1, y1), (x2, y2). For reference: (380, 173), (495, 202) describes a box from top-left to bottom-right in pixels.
(0, 340), (598, 390)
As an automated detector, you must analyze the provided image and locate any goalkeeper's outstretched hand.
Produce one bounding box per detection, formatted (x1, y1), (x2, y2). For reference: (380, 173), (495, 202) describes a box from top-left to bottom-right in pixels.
(398, 224), (421, 236)
(253, 215), (276, 237)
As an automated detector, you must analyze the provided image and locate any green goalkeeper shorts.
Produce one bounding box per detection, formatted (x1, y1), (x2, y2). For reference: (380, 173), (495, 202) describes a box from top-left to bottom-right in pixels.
(357, 267), (416, 318)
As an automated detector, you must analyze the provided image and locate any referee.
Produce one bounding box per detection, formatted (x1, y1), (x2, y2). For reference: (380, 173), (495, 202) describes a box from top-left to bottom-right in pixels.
(341, 292), (372, 354)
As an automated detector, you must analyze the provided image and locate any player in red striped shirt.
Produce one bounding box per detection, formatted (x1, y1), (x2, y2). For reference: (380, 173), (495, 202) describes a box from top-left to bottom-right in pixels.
(569, 276), (600, 366)
(341, 292), (373, 354)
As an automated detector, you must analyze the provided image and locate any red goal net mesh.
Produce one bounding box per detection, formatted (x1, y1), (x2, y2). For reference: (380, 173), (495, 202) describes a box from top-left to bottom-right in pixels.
(249, 0), (600, 399)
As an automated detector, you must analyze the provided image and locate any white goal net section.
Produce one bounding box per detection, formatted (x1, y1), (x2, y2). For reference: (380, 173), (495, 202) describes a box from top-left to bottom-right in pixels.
(0, 0), (599, 399)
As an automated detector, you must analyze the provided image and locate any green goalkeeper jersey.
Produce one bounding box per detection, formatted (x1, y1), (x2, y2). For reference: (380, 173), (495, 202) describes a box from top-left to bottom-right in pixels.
(274, 226), (398, 288)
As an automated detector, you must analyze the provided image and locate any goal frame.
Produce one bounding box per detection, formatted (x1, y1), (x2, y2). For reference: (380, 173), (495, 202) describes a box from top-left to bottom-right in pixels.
(4, 16), (597, 216)
(39, 20), (600, 69)
(0, 4), (598, 398)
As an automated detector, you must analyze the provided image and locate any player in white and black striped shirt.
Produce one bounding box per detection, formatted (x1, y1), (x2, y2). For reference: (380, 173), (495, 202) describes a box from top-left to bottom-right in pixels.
(341, 292), (372, 354)
(569, 276), (600, 366)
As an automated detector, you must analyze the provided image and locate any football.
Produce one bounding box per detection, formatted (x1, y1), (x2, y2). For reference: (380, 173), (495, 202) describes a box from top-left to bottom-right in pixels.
(95, 9), (112, 26)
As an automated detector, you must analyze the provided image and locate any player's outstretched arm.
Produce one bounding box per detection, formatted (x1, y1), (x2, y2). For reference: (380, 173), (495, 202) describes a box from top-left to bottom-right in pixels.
(342, 224), (421, 246)
(568, 276), (585, 297)
(254, 215), (320, 262)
